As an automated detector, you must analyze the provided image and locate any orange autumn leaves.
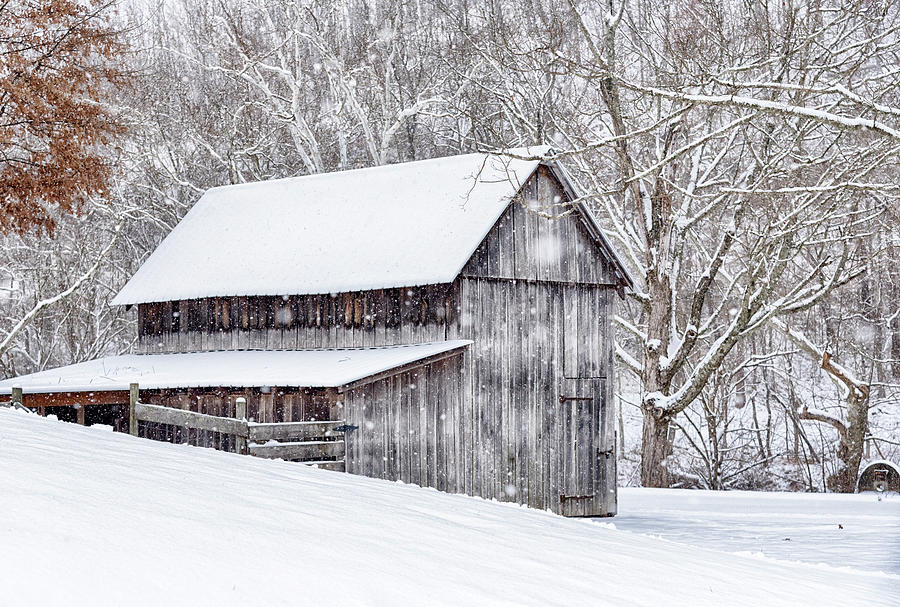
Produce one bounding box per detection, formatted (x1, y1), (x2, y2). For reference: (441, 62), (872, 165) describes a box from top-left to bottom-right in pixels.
(0, 0), (127, 234)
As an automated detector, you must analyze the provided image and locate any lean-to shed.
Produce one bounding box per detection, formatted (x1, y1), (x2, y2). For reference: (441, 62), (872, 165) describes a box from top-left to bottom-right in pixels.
(0, 148), (633, 516)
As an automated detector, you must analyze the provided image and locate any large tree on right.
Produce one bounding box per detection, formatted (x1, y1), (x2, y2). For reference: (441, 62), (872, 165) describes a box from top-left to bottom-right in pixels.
(564, 0), (900, 489)
(444, 0), (900, 489)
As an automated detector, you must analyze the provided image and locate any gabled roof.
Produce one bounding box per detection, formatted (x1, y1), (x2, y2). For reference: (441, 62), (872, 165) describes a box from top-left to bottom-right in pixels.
(112, 148), (632, 305)
(0, 341), (472, 393)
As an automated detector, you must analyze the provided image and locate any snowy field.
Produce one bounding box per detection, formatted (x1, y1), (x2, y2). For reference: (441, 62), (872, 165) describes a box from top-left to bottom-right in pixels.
(1, 408), (896, 607)
(615, 487), (900, 577)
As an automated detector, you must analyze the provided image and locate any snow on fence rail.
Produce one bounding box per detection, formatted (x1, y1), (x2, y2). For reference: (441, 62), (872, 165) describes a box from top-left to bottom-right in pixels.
(130, 391), (346, 471)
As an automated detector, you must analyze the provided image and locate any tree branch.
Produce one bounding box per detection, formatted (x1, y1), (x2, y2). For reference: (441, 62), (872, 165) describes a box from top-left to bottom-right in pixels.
(0, 225), (120, 358)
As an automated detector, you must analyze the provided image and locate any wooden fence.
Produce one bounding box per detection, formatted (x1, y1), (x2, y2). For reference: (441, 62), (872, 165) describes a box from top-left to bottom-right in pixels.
(0, 387), (32, 413)
(130, 390), (346, 471)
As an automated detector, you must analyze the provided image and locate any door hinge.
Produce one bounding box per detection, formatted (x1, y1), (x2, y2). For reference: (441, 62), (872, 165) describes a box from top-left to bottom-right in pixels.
(597, 447), (614, 458)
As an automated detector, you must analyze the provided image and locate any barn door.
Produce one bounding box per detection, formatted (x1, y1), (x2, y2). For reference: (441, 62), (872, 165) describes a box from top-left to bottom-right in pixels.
(557, 378), (612, 517)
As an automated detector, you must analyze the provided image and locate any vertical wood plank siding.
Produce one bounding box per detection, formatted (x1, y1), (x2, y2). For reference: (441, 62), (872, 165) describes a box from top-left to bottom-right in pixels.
(129, 167), (619, 517)
(137, 285), (459, 353)
(341, 279), (616, 516)
(461, 166), (618, 286)
(140, 387), (334, 424)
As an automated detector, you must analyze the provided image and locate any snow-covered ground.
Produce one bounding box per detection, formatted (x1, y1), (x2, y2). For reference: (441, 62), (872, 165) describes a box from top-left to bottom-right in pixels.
(615, 488), (900, 577)
(1, 408), (896, 606)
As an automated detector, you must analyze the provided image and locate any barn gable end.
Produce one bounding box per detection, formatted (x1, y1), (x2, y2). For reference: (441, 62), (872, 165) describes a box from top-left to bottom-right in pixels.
(462, 165), (622, 286)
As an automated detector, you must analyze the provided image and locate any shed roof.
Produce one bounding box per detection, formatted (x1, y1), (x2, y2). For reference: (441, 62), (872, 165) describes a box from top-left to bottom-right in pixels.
(0, 341), (471, 394)
(113, 149), (550, 305)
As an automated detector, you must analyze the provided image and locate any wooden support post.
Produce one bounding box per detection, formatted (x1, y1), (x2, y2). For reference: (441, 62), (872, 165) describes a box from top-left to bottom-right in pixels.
(11, 387), (22, 408)
(235, 397), (247, 455)
(129, 383), (139, 437)
(76, 404), (86, 425)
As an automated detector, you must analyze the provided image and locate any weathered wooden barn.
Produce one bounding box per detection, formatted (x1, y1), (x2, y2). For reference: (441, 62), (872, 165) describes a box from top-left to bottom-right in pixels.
(0, 148), (632, 516)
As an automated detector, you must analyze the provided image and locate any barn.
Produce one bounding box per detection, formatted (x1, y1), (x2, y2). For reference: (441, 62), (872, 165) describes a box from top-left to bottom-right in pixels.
(0, 148), (633, 516)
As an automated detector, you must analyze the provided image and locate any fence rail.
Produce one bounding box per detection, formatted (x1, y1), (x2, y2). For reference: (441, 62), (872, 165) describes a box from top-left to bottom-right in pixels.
(130, 389), (346, 470)
(249, 421), (339, 442)
(248, 439), (345, 461)
(134, 402), (248, 436)
(2, 383), (347, 470)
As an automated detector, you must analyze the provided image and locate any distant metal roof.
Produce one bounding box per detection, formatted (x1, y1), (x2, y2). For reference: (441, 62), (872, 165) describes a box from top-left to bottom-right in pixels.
(859, 459), (900, 476)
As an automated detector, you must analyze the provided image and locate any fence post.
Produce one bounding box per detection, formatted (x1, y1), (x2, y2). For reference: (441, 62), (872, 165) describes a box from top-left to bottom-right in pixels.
(11, 386), (23, 408)
(129, 383), (139, 437)
(235, 397), (247, 455)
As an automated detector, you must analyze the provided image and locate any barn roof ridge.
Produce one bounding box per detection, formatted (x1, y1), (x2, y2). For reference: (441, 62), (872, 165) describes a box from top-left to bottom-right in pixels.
(202, 149), (538, 194)
(112, 147), (632, 305)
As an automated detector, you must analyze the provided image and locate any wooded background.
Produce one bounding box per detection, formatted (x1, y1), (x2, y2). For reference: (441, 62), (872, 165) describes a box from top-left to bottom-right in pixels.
(1, 0), (898, 491)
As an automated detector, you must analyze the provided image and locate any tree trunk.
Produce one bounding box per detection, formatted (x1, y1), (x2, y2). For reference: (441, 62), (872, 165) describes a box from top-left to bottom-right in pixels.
(892, 306), (900, 379)
(828, 392), (868, 493)
(640, 408), (672, 487)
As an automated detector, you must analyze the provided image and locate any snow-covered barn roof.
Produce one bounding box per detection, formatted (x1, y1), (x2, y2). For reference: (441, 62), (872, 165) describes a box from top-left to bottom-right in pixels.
(112, 148), (632, 305)
(0, 341), (471, 394)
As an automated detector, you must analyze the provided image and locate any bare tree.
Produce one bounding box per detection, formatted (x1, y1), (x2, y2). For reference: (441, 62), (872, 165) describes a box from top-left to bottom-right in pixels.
(441, 0), (900, 486)
(5, 0), (896, 495)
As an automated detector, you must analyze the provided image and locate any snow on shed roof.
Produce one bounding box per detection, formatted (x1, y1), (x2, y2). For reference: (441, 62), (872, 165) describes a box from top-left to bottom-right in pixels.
(0, 341), (471, 394)
(112, 148), (552, 305)
(860, 459), (900, 476)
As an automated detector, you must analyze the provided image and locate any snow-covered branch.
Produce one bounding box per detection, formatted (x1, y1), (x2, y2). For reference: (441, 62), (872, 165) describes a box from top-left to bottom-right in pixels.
(617, 80), (900, 140)
(0, 225), (121, 358)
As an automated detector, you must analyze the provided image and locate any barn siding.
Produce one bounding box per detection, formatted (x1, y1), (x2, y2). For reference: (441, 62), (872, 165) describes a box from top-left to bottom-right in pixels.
(344, 357), (462, 492)
(141, 386), (336, 424)
(341, 277), (616, 516)
(138, 279), (617, 515)
(451, 277), (616, 515)
(137, 285), (459, 354)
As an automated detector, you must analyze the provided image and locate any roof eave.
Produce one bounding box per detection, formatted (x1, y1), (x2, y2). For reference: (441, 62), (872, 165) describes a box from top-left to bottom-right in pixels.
(336, 341), (470, 392)
(0, 342), (474, 395)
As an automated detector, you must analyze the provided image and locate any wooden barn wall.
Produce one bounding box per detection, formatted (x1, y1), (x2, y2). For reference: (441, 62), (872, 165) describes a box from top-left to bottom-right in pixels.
(344, 277), (616, 516)
(453, 277), (616, 516)
(137, 284), (458, 353)
(343, 356), (464, 495)
(461, 166), (619, 286)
